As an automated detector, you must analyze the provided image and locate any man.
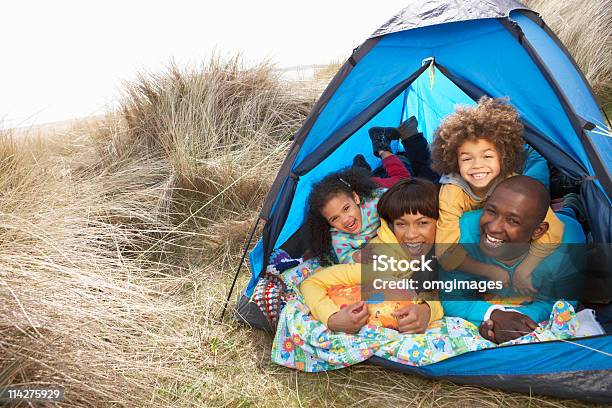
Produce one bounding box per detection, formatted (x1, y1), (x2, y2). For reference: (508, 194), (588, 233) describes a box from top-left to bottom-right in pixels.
(441, 175), (586, 344)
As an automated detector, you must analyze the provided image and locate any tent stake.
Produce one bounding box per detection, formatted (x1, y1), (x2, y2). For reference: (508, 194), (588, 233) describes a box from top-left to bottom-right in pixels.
(220, 216), (261, 321)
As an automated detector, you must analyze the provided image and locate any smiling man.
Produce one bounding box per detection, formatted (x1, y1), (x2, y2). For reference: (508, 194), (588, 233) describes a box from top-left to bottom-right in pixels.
(441, 175), (586, 344)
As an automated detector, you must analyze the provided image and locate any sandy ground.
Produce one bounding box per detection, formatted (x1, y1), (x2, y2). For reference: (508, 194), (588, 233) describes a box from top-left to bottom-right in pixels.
(8, 114), (107, 139)
(278, 65), (317, 81)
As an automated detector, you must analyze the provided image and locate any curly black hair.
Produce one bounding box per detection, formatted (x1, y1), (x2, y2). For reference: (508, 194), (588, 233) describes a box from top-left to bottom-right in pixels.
(431, 97), (525, 178)
(306, 167), (378, 264)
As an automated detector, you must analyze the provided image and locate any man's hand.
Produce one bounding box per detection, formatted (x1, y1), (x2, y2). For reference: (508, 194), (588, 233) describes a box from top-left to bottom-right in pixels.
(479, 319), (495, 341)
(327, 301), (369, 333)
(479, 310), (538, 344)
(392, 303), (431, 333)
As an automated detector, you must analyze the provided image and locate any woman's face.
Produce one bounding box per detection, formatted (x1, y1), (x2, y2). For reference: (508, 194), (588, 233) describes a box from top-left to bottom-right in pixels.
(391, 212), (437, 257)
(320, 192), (363, 234)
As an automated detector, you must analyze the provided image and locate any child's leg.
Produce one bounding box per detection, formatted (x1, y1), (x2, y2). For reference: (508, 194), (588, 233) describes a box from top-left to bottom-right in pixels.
(368, 127), (412, 188)
(368, 127), (396, 158)
(351, 154), (371, 173)
(372, 154), (411, 188)
(397, 117), (439, 183)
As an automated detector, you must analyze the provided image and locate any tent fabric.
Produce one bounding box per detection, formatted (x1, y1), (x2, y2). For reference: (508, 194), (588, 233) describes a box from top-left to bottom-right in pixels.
(263, 18), (610, 269)
(236, 0), (612, 401)
(370, 335), (612, 403)
(499, 15), (612, 198)
(370, 0), (527, 38)
(245, 9), (612, 291)
(404, 65), (476, 143)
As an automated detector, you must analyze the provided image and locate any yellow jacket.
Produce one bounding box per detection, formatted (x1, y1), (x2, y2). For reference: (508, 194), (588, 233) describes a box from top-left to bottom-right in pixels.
(436, 181), (564, 271)
(300, 218), (444, 328)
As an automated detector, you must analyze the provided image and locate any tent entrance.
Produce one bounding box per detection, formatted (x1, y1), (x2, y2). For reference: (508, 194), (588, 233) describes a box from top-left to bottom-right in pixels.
(250, 62), (596, 296)
(294, 63), (477, 177)
(264, 65), (481, 264)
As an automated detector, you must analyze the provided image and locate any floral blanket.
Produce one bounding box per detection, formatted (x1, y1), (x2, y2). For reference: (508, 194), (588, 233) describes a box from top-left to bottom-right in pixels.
(272, 259), (580, 372)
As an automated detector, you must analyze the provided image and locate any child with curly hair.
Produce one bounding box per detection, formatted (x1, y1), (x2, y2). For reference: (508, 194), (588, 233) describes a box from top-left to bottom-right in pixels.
(306, 167), (384, 265)
(431, 97), (564, 295)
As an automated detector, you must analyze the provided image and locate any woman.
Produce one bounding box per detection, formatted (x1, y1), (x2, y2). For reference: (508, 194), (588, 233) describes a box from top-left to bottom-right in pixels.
(300, 178), (442, 333)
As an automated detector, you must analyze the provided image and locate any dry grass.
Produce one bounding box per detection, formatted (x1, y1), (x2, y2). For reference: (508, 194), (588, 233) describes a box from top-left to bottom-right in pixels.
(314, 60), (343, 83)
(527, 0), (612, 109)
(111, 57), (310, 242)
(1, 4), (609, 405)
(0, 58), (314, 407)
(0, 132), (196, 406)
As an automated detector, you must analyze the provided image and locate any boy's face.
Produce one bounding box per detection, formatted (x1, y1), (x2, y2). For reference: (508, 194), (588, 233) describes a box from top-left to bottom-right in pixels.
(457, 138), (501, 196)
(392, 212), (437, 258)
(321, 192), (363, 234)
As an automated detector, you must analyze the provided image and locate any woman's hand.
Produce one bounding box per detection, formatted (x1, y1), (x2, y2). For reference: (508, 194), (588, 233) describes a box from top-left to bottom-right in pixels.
(327, 301), (369, 333)
(392, 303), (431, 333)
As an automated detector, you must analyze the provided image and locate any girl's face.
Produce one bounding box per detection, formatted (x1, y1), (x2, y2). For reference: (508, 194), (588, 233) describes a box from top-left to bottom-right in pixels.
(392, 212), (437, 257)
(320, 192), (363, 234)
(457, 138), (501, 196)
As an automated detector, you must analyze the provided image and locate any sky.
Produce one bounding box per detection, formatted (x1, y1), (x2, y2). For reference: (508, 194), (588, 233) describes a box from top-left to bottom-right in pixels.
(1, 0), (409, 129)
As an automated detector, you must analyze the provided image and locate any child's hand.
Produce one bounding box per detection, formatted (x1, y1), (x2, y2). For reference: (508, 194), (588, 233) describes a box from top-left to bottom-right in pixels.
(353, 245), (376, 264)
(511, 254), (540, 296)
(484, 265), (511, 288)
(327, 301), (369, 333)
(512, 266), (537, 296)
(457, 257), (509, 288)
(392, 303), (431, 333)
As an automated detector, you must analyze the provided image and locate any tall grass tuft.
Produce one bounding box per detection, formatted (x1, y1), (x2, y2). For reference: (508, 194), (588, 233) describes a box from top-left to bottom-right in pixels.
(0, 132), (195, 406)
(0, 57), (315, 406)
(95, 58), (314, 255)
(527, 0), (612, 107)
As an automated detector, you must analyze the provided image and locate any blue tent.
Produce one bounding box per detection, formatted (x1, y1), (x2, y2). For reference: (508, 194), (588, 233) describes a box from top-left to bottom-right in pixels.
(231, 0), (612, 402)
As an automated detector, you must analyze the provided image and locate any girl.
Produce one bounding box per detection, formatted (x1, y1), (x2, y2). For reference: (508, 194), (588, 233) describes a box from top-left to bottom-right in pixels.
(307, 167), (383, 265)
(430, 97), (564, 295)
(307, 117), (432, 265)
(301, 178), (443, 333)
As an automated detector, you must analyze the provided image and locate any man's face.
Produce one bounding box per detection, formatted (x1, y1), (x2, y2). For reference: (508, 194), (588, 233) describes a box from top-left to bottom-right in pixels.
(479, 187), (542, 261)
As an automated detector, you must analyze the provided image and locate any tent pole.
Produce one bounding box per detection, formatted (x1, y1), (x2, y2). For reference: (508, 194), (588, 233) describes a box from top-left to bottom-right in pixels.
(220, 216), (261, 321)
(602, 108), (612, 130)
